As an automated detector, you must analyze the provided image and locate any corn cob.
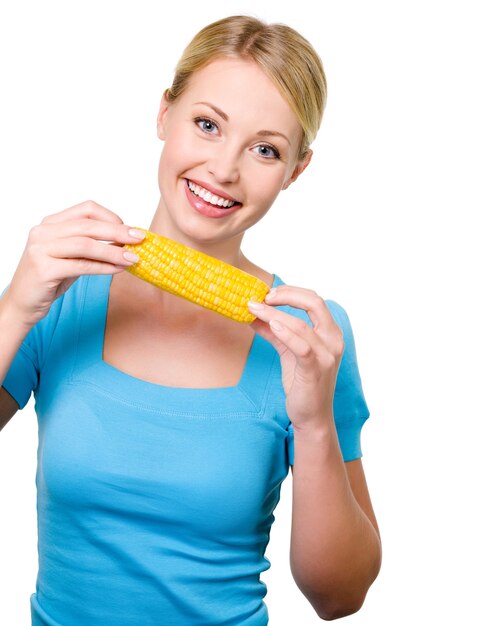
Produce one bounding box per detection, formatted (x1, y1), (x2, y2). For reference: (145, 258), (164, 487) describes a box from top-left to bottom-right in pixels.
(123, 229), (270, 323)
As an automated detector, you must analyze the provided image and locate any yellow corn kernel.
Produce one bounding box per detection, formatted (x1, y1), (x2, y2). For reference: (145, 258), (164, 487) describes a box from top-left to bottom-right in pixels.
(123, 229), (270, 323)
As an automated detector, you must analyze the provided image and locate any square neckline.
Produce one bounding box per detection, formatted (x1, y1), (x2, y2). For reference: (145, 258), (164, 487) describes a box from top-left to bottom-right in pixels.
(68, 274), (282, 415)
(98, 273), (278, 392)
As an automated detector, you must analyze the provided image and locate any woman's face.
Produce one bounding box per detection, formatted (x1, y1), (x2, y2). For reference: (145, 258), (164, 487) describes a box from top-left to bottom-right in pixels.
(155, 56), (310, 248)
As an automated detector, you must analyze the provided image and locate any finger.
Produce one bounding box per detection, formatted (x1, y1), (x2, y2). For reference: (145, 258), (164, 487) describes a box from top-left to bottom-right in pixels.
(266, 318), (317, 364)
(41, 200), (125, 225)
(50, 258), (131, 280)
(44, 236), (140, 267)
(248, 300), (316, 342)
(264, 285), (338, 335)
(33, 219), (146, 246)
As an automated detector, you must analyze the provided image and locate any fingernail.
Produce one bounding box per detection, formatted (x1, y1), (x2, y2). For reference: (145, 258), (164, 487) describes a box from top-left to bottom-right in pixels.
(123, 251), (140, 263)
(270, 319), (283, 331)
(128, 228), (146, 239)
(248, 300), (265, 310)
(266, 288), (277, 299)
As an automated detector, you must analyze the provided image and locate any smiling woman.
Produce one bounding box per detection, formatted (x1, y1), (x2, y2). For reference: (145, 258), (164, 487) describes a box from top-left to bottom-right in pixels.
(0, 14), (380, 626)
(154, 56), (309, 242)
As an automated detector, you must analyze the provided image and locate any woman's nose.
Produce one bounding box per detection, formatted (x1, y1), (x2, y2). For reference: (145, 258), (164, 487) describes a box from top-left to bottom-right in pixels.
(207, 143), (241, 184)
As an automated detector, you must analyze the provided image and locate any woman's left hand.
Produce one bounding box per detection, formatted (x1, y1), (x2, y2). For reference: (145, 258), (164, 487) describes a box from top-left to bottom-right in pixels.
(249, 285), (344, 432)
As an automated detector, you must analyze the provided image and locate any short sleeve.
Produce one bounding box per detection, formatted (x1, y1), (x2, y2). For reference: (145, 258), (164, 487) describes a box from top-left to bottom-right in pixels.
(1, 285), (63, 409)
(286, 300), (370, 464)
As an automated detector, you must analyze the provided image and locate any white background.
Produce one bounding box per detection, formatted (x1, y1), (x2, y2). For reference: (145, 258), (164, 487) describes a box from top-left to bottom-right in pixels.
(0, 1), (485, 624)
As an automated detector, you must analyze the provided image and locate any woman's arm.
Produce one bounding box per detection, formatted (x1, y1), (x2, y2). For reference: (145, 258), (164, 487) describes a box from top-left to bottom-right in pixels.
(0, 295), (33, 386)
(290, 430), (381, 620)
(0, 387), (20, 431)
(0, 296), (31, 429)
(0, 200), (145, 430)
(249, 285), (381, 620)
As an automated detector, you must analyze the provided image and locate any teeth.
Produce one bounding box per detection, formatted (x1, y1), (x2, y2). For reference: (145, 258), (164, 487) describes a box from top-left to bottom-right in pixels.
(187, 180), (236, 208)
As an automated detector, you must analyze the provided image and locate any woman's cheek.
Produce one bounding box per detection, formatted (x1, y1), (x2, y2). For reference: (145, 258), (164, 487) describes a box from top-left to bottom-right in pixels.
(247, 163), (288, 207)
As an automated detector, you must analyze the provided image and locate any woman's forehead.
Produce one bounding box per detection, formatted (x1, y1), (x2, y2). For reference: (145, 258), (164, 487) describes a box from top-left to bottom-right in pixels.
(179, 57), (302, 136)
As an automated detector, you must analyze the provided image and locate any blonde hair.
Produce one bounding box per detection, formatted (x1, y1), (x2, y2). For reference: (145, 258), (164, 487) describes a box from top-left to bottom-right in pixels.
(165, 15), (327, 161)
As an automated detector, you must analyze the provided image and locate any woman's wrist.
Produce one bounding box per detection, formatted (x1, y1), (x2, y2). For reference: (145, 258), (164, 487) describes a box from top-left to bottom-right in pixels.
(0, 290), (35, 334)
(0, 294), (34, 387)
(291, 414), (345, 467)
(292, 413), (336, 441)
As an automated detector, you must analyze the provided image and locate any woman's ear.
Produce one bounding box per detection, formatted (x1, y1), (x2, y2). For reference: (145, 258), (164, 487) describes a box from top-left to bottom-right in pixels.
(282, 149), (313, 190)
(157, 90), (170, 140)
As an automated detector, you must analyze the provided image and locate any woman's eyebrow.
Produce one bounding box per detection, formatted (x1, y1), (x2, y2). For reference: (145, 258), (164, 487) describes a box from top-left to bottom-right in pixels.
(255, 129), (290, 146)
(193, 101), (291, 145)
(194, 101), (229, 121)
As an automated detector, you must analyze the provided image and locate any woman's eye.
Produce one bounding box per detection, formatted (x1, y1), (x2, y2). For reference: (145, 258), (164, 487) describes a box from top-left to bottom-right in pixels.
(254, 144), (281, 160)
(195, 117), (218, 134)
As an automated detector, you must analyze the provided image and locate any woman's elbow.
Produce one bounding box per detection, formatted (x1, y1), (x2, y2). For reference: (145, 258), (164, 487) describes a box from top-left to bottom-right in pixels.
(305, 573), (379, 621)
(295, 543), (382, 620)
(314, 592), (367, 621)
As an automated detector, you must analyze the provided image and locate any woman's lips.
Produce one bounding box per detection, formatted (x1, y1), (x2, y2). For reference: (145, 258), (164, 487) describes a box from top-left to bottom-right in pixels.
(184, 179), (242, 218)
(188, 178), (240, 204)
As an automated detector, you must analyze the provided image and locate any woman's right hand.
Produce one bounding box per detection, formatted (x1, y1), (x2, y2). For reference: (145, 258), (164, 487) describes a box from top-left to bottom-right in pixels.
(4, 200), (146, 328)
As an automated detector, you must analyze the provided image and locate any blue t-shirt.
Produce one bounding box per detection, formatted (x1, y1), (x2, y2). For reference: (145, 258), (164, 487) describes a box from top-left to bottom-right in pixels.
(2, 273), (369, 626)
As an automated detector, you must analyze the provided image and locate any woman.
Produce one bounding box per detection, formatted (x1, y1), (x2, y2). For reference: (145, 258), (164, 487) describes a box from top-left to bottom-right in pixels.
(0, 15), (381, 625)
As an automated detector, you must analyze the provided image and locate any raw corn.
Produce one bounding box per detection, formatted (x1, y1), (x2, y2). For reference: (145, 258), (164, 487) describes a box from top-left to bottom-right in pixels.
(123, 229), (270, 323)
